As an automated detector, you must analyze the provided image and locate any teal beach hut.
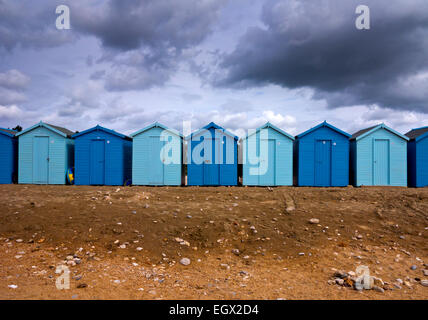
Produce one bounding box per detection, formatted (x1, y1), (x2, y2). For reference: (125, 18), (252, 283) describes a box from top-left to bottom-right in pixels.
(130, 122), (183, 185)
(17, 121), (74, 184)
(241, 122), (294, 186)
(350, 123), (408, 186)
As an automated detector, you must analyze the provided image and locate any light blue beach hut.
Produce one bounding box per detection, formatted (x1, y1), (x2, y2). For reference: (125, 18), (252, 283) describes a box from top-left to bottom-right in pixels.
(130, 122), (183, 185)
(17, 121), (74, 184)
(350, 123), (408, 186)
(241, 122), (294, 186)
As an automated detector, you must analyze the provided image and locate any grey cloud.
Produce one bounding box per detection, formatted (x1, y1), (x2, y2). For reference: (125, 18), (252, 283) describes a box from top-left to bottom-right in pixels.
(0, 87), (27, 105)
(0, 69), (30, 89)
(0, 69), (30, 104)
(215, 0), (428, 113)
(72, 0), (226, 51)
(181, 93), (202, 102)
(72, 0), (226, 91)
(0, 0), (75, 51)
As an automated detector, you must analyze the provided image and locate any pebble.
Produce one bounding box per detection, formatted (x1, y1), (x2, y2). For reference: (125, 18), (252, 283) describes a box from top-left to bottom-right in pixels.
(16, 239), (23, 243)
(77, 283), (87, 289)
(232, 249), (240, 256)
(220, 264), (230, 270)
(410, 265), (417, 270)
(180, 258), (191, 266)
(309, 218), (319, 224)
(423, 270), (428, 276)
(113, 280), (121, 284)
(420, 280), (428, 287)
(8, 284), (18, 289)
(373, 285), (384, 293)
(136, 247), (143, 251)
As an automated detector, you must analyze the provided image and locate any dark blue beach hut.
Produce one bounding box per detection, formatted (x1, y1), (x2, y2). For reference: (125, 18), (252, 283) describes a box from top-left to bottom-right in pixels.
(406, 126), (428, 188)
(186, 122), (238, 186)
(72, 125), (132, 185)
(0, 128), (18, 184)
(295, 121), (351, 187)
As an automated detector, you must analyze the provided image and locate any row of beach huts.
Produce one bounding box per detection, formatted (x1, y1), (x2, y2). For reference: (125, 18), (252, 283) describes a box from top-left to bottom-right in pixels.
(0, 121), (427, 187)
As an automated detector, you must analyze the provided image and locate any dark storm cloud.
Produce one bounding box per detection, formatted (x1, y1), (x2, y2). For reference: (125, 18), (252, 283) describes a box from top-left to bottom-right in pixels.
(216, 0), (428, 113)
(69, 0), (227, 91)
(0, 0), (75, 51)
(0, 0), (226, 91)
(72, 0), (226, 51)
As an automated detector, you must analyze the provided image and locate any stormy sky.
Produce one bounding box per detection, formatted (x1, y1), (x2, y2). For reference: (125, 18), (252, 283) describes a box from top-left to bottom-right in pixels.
(0, 0), (427, 137)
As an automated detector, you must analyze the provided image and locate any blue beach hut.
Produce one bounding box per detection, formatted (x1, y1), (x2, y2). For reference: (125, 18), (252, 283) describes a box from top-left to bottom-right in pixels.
(0, 128), (18, 184)
(405, 126), (428, 188)
(241, 122), (294, 186)
(130, 122), (183, 186)
(186, 122), (238, 186)
(17, 121), (74, 184)
(72, 125), (132, 185)
(350, 123), (408, 186)
(295, 121), (351, 187)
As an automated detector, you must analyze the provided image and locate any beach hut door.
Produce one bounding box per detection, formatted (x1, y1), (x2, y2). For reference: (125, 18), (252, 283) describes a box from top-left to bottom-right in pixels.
(90, 140), (105, 185)
(315, 140), (332, 187)
(373, 139), (389, 185)
(33, 136), (49, 184)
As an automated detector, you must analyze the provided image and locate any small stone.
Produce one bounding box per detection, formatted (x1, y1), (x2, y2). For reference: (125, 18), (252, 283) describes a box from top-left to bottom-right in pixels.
(373, 285), (384, 293)
(410, 265), (417, 270)
(220, 264), (230, 270)
(232, 249), (240, 256)
(180, 258), (191, 266)
(77, 283), (87, 289)
(420, 280), (428, 287)
(113, 280), (121, 284)
(396, 278), (403, 285)
(136, 247), (143, 251)
(373, 277), (384, 287)
(309, 218), (319, 224)
(423, 270), (428, 276)
(335, 278), (344, 286)
(16, 239), (23, 243)
(357, 234), (363, 239)
(8, 284), (18, 289)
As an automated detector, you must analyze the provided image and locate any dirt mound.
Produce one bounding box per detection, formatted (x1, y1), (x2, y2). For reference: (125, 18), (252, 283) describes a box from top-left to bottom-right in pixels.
(0, 185), (427, 299)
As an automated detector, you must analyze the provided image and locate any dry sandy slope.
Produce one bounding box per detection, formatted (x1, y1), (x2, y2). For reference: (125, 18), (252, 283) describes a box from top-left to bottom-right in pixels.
(0, 185), (427, 299)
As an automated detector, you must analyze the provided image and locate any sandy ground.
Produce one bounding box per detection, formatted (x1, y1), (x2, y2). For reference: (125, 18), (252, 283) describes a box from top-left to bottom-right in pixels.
(0, 184), (427, 300)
